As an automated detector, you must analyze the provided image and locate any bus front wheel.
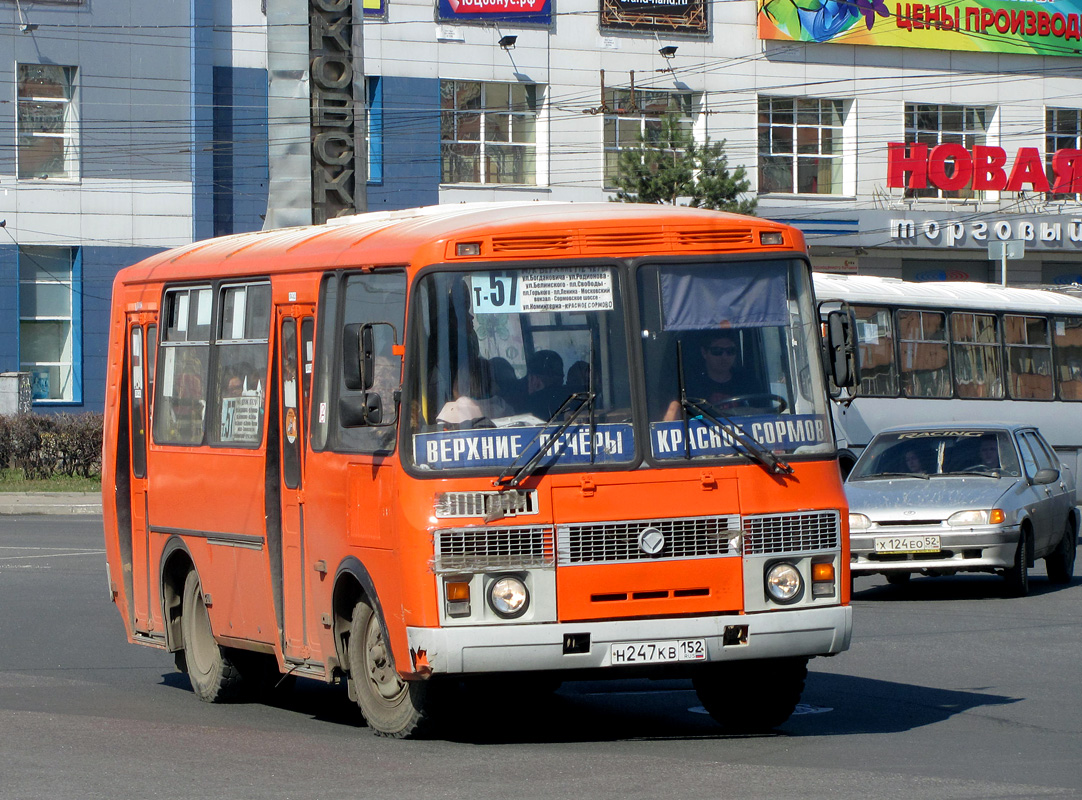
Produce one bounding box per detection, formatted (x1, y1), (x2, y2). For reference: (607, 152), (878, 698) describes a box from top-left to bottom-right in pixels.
(180, 570), (243, 702)
(692, 657), (808, 733)
(347, 600), (431, 738)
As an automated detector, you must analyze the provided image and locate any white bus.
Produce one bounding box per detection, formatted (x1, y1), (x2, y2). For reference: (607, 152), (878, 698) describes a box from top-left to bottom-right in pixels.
(814, 273), (1082, 496)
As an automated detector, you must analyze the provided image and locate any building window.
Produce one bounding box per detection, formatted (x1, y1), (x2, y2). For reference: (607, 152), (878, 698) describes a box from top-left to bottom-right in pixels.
(440, 81), (540, 185)
(903, 104), (987, 200)
(757, 97), (844, 195)
(603, 89), (694, 189)
(17, 64), (78, 180)
(19, 247), (79, 402)
(1046, 107), (1081, 200)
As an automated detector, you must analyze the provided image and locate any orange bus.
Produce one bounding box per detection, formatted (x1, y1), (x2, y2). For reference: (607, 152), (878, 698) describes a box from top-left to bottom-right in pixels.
(102, 202), (855, 737)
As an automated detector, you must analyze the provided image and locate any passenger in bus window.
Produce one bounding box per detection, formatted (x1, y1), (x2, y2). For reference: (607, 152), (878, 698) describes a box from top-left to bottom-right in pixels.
(566, 360), (591, 394)
(663, 333), (763, 420)
(436, 358), (513, 426)
(520, 349), (566, 418)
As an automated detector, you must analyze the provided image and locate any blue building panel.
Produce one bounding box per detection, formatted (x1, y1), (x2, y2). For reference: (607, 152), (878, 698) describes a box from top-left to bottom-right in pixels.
(366, 76), (440, 211)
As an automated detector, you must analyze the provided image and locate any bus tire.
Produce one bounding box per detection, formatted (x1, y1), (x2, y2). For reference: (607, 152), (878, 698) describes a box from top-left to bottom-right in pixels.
(1003, 531), (1030, 598)
(1045, 517), (1077, 585)
(692, 657), (808, 733)
(180, 570), (243, 702)
(885, 572), (911, 586)
(347, 600), (431, 738)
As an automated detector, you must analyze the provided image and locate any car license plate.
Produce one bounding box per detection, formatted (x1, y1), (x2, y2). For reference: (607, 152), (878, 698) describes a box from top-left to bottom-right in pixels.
(609, 639), (707, 665)
(874, 535), (941, 554)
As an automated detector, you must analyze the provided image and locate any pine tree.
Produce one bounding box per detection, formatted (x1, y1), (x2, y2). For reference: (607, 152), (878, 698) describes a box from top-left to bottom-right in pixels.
(610, 113), (757, 214)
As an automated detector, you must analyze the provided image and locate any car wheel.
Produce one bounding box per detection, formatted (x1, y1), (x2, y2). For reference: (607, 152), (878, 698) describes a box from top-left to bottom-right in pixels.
(1004, 532), (1030, 597)
(1045, 517), (1077, 585)
(885, 572), (911, 586)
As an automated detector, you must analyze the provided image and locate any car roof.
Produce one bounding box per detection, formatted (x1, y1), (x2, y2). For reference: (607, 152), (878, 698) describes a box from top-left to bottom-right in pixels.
(873, 422), (1033, 436)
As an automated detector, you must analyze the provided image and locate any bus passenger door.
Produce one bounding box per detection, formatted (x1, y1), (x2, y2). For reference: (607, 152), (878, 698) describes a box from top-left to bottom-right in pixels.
(277, 309), (315, 659)
(126, 318), (156, 633)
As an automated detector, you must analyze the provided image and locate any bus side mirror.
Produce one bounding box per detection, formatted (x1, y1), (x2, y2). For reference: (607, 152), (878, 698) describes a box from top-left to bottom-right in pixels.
(339, 392), (383, 427)
(826, 309), (860, 390)
(342, 323), (376, 392)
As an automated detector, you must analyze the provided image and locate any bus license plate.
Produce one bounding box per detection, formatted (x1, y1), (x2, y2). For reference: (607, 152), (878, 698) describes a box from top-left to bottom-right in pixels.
(874, 535), (941, 554)
(609, 639), (707, 665)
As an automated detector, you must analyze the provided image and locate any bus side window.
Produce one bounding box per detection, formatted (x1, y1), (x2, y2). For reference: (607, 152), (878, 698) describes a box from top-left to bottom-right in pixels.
(897, 309), (950, 399)
(1053, 316), (1082, 401)
(1005, 315), (1053, 400)
(951, 312), (1003, 399)
(310, 271), (406, 454)
(212, 282), (271, 447)
(154, 287), (212, 445)
(853, 304), (897, 397)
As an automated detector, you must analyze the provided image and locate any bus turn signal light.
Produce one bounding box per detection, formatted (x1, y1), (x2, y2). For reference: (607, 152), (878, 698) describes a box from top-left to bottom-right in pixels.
(445, 580), (471, 618)
(811, 561), (836, 598)
(812, 562), (835, 582)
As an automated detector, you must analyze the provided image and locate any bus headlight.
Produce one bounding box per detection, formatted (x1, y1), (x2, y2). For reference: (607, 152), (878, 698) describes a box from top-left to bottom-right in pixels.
(488, 575), (529, 619)
(765, 562), (804, 604)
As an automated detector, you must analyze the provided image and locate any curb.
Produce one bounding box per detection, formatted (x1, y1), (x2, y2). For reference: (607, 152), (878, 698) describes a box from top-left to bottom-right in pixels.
(0, 492), (103, 515)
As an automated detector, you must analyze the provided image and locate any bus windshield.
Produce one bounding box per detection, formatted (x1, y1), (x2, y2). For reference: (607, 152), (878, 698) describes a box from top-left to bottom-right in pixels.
(406, 265), (635, 473)
(638, 259), (832, 462)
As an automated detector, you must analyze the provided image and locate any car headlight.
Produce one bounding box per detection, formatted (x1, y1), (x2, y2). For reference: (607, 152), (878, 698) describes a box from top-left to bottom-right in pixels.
(488, 575), (529, 619)
(849, 513), (871, 531)
(765, 562), (804, 604)
(947, 509), (1004, 526)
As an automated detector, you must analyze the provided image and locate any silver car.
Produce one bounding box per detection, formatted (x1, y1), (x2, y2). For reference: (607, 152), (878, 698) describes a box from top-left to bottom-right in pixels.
(846, 423), (1078, 596)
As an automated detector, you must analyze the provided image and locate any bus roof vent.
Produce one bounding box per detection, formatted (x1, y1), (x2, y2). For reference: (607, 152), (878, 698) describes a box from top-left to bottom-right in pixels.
(581, 231), (666, 251)
(490, 234), (574, 253)
(677, 229), (755, 249)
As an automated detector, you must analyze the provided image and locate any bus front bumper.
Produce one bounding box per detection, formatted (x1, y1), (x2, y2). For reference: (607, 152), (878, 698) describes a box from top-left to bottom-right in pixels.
(406, 604), (852, 675)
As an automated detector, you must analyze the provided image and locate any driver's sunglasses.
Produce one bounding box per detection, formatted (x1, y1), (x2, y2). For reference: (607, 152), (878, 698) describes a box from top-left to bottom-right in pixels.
(707, 346), (737, 357)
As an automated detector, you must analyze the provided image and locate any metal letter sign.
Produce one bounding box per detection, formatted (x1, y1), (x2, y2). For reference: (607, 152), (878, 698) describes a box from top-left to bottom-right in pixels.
(310, 0), (359, 224)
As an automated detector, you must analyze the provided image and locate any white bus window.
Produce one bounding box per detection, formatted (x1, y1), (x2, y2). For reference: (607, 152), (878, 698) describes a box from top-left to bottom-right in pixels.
(1005, 315), (1053, 401)
(1053, 316), (1082, 401)
(951, 312), (1003, 399)
(853, 305), (897, 397)
(897, 309), (950, 398)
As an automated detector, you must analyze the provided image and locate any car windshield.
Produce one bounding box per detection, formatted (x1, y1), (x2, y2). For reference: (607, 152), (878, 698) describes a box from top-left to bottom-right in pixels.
(637, 259), (832, 462)
(405, 266), (635, 473)
(849, 429), (1022, 480)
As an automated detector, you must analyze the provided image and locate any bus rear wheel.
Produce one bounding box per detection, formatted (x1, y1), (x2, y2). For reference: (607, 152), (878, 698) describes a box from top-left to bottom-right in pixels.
(180, 570), (243, 702)
(692, 657), (808, 733)
(347, 600), (431, 738)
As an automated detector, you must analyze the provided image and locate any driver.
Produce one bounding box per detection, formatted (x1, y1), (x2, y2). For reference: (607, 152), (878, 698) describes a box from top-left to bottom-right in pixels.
(664, 333), (763, 420)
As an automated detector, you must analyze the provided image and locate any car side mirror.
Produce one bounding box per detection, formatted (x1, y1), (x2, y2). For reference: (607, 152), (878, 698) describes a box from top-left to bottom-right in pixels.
(1033, 467), (1059, 485)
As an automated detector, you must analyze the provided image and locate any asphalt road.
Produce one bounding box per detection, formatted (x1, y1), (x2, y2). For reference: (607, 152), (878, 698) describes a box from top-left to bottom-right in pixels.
(2, 515), (1080, 800)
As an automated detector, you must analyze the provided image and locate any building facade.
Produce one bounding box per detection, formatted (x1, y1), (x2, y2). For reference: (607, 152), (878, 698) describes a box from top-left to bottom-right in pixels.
(337, 0), (1082, 288)
(0, 0), (267, 411)
(7, 0), (1082, 412)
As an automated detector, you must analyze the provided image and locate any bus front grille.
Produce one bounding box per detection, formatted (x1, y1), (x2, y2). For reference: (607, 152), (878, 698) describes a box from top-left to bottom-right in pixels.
(741, 510), (841, 555)
(433, 526), (554, 573)
(556, 515), (740, 565)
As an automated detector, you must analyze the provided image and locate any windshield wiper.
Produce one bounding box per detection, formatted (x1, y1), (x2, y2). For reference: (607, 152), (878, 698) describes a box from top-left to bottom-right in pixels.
(868, 471), (930, 480)
(940, 470), (1000, 478)
(493, 389), (596, 490)
(674, 342), (793, 476)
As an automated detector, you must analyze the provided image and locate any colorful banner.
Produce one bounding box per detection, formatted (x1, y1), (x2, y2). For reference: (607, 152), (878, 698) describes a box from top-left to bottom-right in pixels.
(757, 0), (1082, 57)
(437, 0), (552, 24)
(363, 0), (386, 16)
